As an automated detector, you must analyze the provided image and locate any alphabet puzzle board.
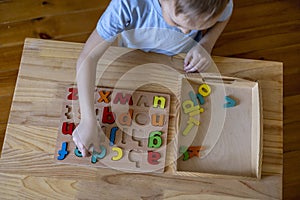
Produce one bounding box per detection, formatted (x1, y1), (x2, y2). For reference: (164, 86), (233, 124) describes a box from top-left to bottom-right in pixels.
(55, 86), (170, 173)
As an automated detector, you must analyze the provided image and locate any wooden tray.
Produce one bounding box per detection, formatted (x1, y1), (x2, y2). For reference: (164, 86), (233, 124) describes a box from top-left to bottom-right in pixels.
(172, 74), (262, 178)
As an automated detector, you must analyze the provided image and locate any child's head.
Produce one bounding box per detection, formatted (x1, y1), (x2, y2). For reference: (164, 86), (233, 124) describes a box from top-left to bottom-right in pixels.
(160, 0), (229, 33)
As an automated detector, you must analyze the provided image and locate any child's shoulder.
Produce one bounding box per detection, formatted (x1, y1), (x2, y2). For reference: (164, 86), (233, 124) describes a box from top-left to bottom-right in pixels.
(111, 0), (153, 9)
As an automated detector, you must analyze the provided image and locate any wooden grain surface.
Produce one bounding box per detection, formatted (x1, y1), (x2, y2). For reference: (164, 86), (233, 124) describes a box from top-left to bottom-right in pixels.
(0, 0), (298, 199)
(0, 38), (282, 199)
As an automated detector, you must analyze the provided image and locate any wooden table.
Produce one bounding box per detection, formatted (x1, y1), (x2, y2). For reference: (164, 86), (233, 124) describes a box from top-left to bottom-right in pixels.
(0, 38), (282, 199)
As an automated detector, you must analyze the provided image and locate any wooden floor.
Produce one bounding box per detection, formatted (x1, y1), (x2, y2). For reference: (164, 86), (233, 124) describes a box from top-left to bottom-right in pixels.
(0, 0), (299, 199)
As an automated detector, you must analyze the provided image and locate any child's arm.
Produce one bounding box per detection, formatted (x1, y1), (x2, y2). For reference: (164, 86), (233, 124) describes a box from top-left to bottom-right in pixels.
(73, 29), (112, 157)
(184, 18), (230, 72)
(199, 19), (230, 55)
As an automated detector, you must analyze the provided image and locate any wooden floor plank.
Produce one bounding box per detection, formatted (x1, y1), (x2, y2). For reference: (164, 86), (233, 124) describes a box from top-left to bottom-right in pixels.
(225, 0), (300, 32)
(0, 124), (7, 155)
(283, 150), (300, 200)
(0, 93), (14, 124)
(214, 20), (300, 56)
(0, 9), (102, 47)
(0, 0), (110, 23)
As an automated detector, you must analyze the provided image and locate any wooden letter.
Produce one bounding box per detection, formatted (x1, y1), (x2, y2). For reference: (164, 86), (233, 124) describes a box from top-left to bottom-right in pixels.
(102, 107), (115, 124)
(182, 100), (202, 114)
(151, 114), (165, 126)
(109, 127), (119, 146)
(62, 122), (75, 135)
(183, 117), (200, 136)
(111, 147), (123, 161)
(74, 146), (82, 157)
(91, 146), (106, 163)
(179, 146), (190, 161)
(189, 91), (198, 106)
(98, 90), (111, 103)
(224, 96), (237, 108)
(57, 142), (68, 160)
(148, 151), (161, 165)
(148, 131), (162, 148)
(153, 96), (166, 109)
(196, 94), (205, 105)
(189, 91), (205, 105)
(187, 146), (202, 158)
(198, 84), (211, 97)
(183, 122), (194, 136)
(67, 88), (78, 100)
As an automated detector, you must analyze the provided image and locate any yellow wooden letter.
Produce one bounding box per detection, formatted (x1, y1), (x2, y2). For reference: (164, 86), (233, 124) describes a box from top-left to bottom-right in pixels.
(198, 84), (211, 97)
(112, 147), (123, 161)
(153, 96), (166, 109)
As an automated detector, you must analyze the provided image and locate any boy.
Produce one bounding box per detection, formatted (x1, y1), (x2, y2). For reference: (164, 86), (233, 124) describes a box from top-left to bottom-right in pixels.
(73, 0), (233, 156)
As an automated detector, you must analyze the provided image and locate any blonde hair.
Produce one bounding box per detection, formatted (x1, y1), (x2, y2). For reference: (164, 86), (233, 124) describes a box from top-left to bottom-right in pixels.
(174, 0), (229, 19)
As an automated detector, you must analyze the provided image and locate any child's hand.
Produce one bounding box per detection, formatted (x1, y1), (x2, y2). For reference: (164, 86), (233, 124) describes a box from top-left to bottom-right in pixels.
(184, 45), (212, 73)
(72, 119), (101, 157)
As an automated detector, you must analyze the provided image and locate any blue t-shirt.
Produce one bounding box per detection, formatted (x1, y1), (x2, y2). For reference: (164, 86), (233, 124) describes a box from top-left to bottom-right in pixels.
(97, 0), (233, 55)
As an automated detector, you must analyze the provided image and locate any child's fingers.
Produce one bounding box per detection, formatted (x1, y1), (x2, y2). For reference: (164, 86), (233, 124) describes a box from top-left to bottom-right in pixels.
(185, 66), (198, 72)
(92, 126), (102, 153)
(73, 128), (90, 157)
(184, 56), (200, 71)
(196, 57), (211, 72)
(194, 58), (207, 72)
(184, 63), (194, 71)
(184, 52), (193, 67)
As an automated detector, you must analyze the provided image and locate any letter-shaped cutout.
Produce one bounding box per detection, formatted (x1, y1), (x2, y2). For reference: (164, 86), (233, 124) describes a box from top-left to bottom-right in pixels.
(137, 95), (150, 107)
(224, 96), (236, 108)
(148, 151), (161, 165)
(102, 107), (115, 124)
(198, 84), (211, 97)
(98, 91), (111, 103)
(113, 92), (133, 105)
(151, 114), (165, 127)
(91, 146), (106, 163)
(148, 131), (162, 148)
(57, 142), (68, 160)
(118, 109), (133, 126)
(135, 112), (150, 126)
(153, 96), (166, 109)
(111, 147), (123, 161)
(65, 105), (72, 119)
(62, 122), (75, 135)
(67, 88), (78, 100)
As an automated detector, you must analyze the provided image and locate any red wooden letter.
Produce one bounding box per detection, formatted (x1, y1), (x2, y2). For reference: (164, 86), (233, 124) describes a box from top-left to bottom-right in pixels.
(102, 107), (115, 124)
(62, 122), (75, 135)
(67, 88), (78, 100)
(148, 151), (161, 165)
